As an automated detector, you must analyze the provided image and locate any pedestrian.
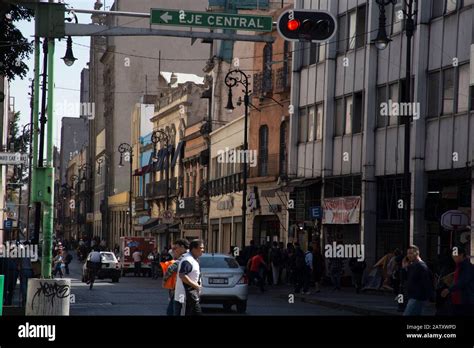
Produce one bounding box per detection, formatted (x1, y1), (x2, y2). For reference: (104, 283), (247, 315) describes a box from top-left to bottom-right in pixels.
(403, 245), (435, 316)
(293, 243), (308, 294)
(52, 250), (65, 278)
(247, 247), (267, 293)
(161, 239), (189, 316)
(440, 245), (474, 316)
(303, 246), (313, 294)
(160, 248), (173, 263)
(349, 257), (366, 294)
(278, 242), (286, 283)
(312, 243), (325, 293)
(19, 248), (33, 307)
(63, 249), (73, 275)
(149, 248), (160, 279)
(386, 249), (402, 291)
(269, 241), (283, 286)
(285, 243), (295, 285)
(328, 257), (344, 291)
(242, 240), (257, 267)
(4, 257), (19, 306)
(174, 239), (205, 316)
(132, 249), (142, 277)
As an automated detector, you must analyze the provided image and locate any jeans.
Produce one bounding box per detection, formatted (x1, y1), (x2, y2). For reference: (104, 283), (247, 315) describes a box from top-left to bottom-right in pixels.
(185, 289), (202, 316)
(20, 269), (33, 306)
(134, 262), (141, 276)
(166, 290), (174, 316)
(250, 271), (265, 292)
(174, 300), (184, 316)
(331, 274), (341, 290)
(403, 299), (425, 316)
(295, 267), (310, 293)
(271, 264), (280, 285)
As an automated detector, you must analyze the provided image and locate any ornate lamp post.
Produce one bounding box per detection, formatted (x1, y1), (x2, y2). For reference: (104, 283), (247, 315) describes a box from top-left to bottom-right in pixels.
(118, 143), (133, 235)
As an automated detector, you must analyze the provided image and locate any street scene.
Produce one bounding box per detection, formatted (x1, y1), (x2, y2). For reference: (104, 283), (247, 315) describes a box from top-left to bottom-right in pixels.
(0, 0), (474, 322)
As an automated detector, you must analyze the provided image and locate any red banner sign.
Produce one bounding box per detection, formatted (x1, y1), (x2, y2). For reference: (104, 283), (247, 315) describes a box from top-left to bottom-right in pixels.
(322, 196), (361, 224)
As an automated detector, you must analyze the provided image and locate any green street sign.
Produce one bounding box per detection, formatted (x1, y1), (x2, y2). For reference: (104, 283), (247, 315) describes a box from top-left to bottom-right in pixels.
(150, 8), (273, 32)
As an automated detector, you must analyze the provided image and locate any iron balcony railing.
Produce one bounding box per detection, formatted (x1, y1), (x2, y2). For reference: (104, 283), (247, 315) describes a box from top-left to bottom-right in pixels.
(208, 172), (243, 197)
(145, 177), (177, 200)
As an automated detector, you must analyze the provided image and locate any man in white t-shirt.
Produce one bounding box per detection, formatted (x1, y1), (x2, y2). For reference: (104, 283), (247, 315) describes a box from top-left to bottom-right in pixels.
(174, 239), (205, 316)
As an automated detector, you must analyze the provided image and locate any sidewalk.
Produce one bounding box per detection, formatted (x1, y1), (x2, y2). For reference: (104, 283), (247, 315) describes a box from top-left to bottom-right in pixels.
(266, 284), (436, 316)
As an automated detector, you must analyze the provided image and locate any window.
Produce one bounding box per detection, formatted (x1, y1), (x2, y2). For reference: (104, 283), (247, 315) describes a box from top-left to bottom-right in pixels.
(259, 126), (269, 177)
(432, 0), (444, 17)
(348, 11), (357, 50)
(355, 5), (366, 49)
(191, 171), (196, 197)
(186, 173), (190, 197)
(377, 86), (388, 127)
(263, 43), (273, 92)
(299, 108), (308, 142)
(337, 14), (347, 53)
(353, 92), (363, 134)
(316, 104), (323, 140)
(443, 68), (455, 114)
(308, 106), (316, 141)
(279, 121), (288, 175)
(446, 0), (457, 12)
(389, 83), (399, 126)
(458, 64), (469, 113)
(335, 98), (344, 136)
(427, 72), (440, 118)
(303, 43), (319, 66)
(345, 96), (353, 135)
(392, 0), (404, 34)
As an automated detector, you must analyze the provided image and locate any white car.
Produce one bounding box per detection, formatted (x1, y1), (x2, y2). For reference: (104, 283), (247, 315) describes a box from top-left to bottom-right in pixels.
(82, 251), (121, 283)
(199, 253), (248, 313)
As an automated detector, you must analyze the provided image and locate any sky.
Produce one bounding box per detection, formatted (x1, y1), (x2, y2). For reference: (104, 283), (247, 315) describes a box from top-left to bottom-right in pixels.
(10, 0), (114, 147)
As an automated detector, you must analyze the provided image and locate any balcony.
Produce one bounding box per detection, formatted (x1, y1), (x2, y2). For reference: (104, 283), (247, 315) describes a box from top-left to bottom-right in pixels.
(249, 154), (280, 178)
(135, 196), (145, 211)
(176, 196), (202, 217)
(145, 177), (177, 200)
(274, 65), (291, 93)
(208, 173), (243, 197)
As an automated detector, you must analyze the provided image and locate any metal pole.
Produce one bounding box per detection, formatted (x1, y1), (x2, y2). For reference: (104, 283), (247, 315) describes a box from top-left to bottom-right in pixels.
(27, 82), (34, 240)
(18, 165), (22, 236)
(129, 152), (133, 235)
(403, 0), (414, 251)
(41, 37), (55, 279)
(242, 83), (249, 249)
(165, 139), (169, 247)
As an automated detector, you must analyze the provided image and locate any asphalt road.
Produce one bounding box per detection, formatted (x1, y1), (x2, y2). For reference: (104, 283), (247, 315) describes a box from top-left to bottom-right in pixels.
(67, 258), (357, 316)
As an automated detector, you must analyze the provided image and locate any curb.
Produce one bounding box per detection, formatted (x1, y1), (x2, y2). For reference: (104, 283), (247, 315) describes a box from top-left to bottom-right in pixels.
(277, 294), (400, 316)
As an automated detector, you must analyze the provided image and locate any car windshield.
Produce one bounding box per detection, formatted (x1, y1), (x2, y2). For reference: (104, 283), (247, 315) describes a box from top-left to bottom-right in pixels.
(199, 256), (239, 269)
(101, 253), (116, 261)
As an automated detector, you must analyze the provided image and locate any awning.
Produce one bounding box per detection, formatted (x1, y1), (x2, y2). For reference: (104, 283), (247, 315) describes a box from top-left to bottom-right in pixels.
(141, 217), (160, 232)
(151, 222), (180, 234)
(281, 178), (321, 192)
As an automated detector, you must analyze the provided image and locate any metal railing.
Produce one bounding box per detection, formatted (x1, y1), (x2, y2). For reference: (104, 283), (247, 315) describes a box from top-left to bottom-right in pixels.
(175, 196), (202, 217)
(208, 172), (243, 196)
(145, 177), (177, 200)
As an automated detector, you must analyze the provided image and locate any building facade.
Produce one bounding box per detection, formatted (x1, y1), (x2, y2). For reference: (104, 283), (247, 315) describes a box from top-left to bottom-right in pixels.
(288, 0), (474, 266)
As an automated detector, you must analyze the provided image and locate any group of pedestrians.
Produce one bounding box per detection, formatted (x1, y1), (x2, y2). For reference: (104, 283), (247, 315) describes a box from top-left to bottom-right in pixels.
(239, 240), (327, 295)
(160, 239), (205, 316)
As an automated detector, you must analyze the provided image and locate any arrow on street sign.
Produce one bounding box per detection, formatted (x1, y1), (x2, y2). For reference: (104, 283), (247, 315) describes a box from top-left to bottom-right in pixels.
(160, 12), (172, 24)
(150, 8), (273, 32)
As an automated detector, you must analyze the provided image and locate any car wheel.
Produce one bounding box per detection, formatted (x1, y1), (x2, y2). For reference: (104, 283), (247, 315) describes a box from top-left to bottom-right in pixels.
(112, 277), (119, 283)
(236, 300), (247, 313)
(223, 303), (233, 312)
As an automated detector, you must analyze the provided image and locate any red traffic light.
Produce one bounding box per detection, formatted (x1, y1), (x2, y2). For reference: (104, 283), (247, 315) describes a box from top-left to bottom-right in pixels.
(287, 19), (300, 31)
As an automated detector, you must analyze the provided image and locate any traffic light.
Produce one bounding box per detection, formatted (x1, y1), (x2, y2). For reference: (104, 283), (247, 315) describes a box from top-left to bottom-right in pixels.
(277, 9), (337, 42)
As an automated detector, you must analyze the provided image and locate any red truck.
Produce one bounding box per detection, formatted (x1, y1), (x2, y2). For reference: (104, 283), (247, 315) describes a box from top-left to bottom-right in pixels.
(119, 236), (156, 277)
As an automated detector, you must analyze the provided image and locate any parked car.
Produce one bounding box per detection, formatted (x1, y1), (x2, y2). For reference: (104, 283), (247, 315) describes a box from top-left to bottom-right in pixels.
(82, 251), (121, 283)
(199, 253), (248, 313)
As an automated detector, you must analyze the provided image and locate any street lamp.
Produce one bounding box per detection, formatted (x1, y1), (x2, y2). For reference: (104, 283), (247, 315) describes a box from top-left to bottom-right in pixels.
(118, 143), (133, 235)
(373, 0), (397, 50)
(374, 0), (416, 260)
(96, 156), (104, 175)
(61, 36), (77, 67)
(225, 69), (250, 249)
(151, 129), (171, 246)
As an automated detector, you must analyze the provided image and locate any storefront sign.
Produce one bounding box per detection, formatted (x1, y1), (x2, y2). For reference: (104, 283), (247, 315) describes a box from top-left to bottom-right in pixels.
(86, 213), (94, 223)
(322, 196), (361, 224)
(183, 224), (208, 230)
(309, 206), (322, 219)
